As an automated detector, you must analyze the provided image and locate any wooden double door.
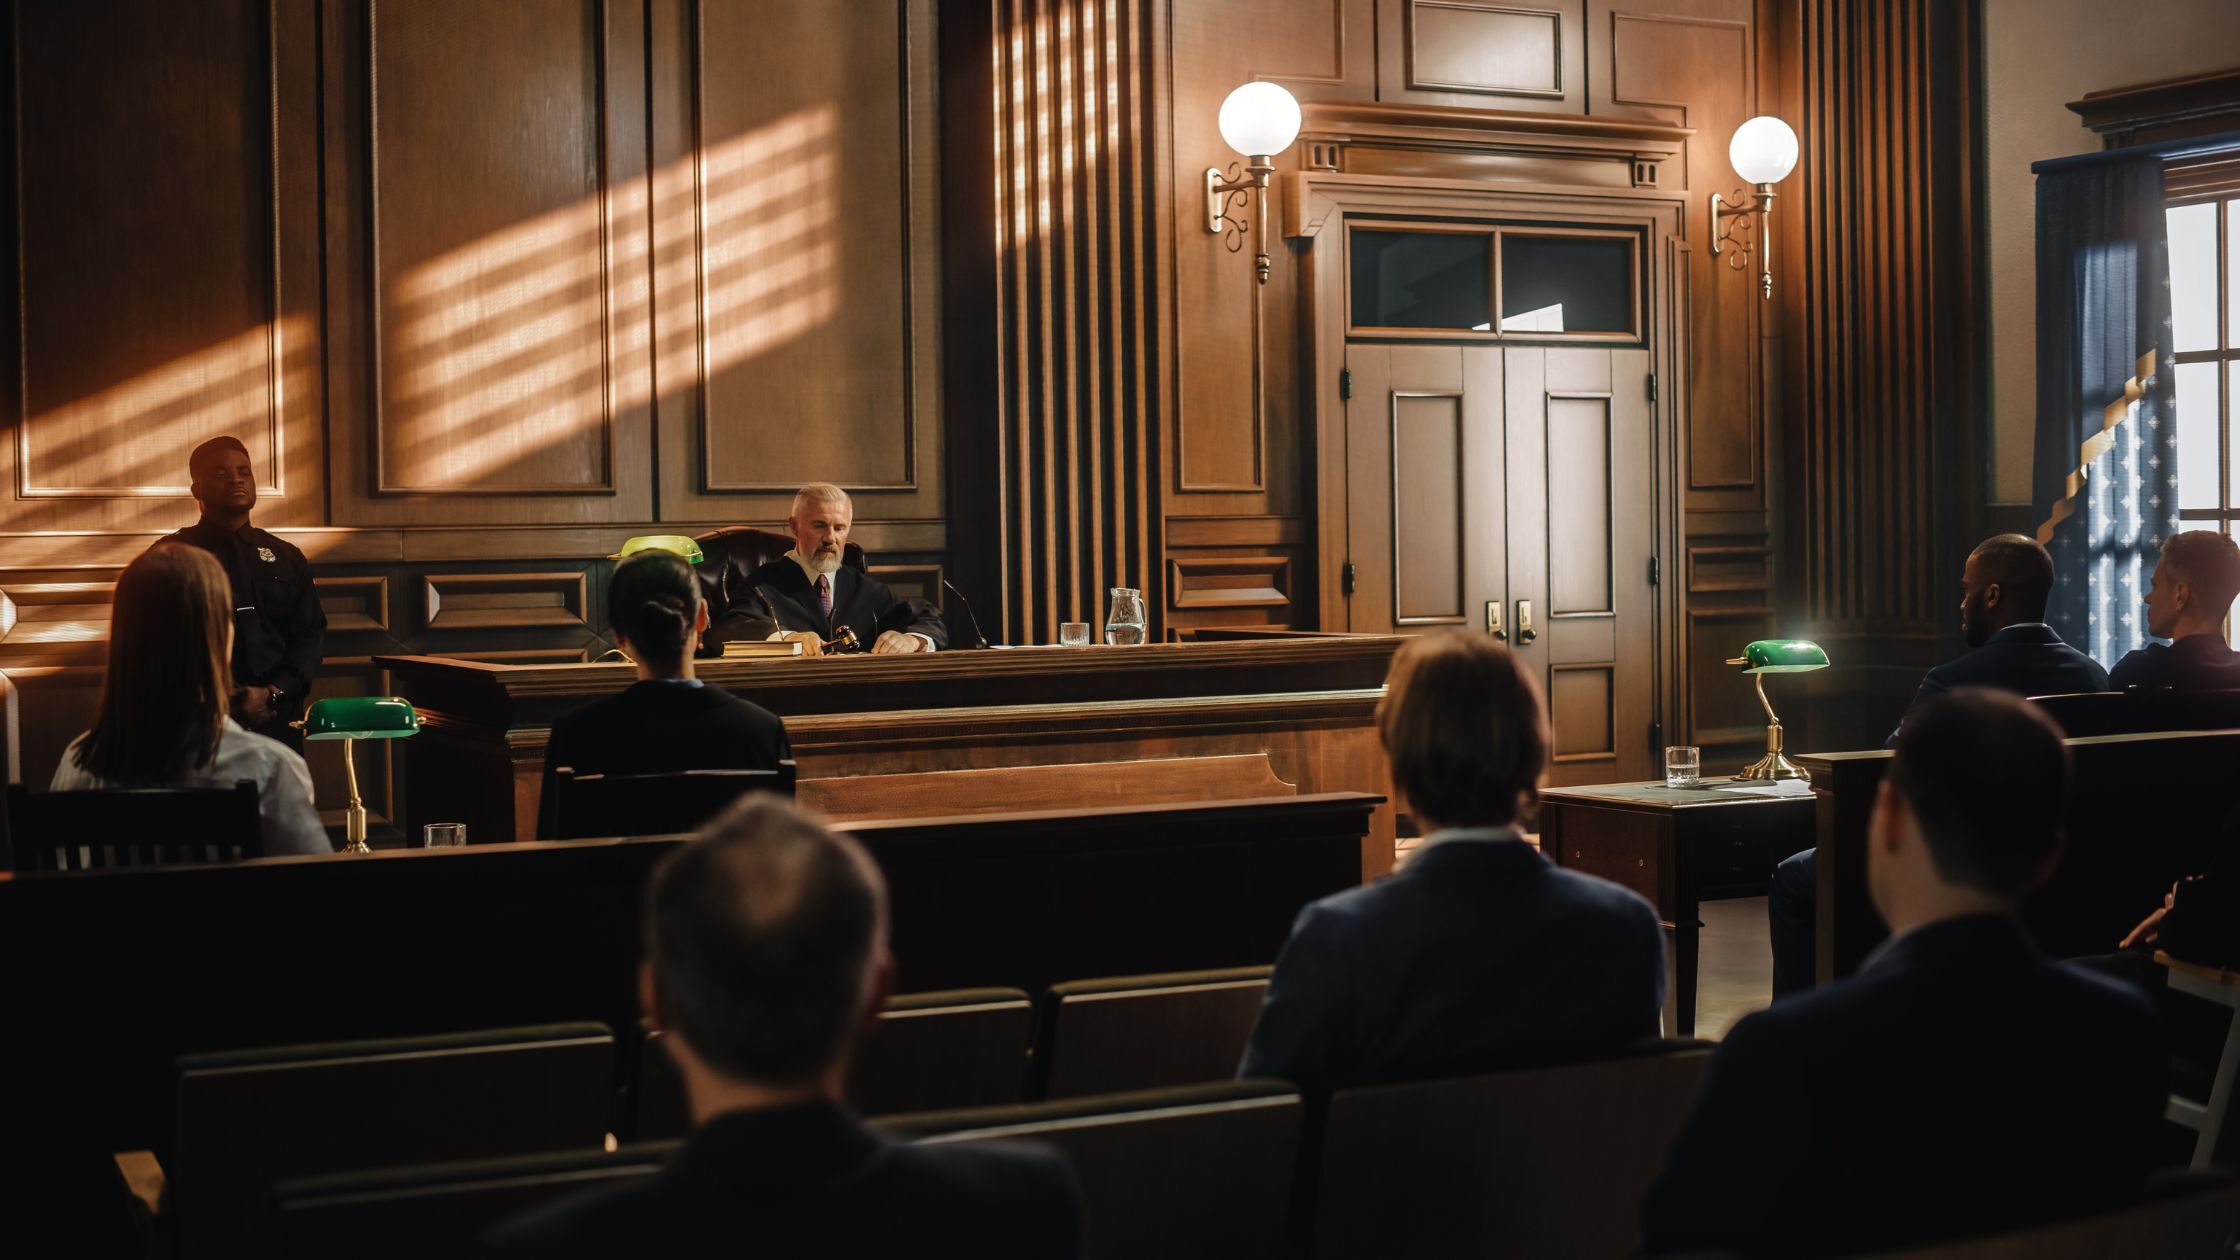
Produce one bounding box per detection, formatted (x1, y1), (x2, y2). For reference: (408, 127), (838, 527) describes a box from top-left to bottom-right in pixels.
(1344, 344), (1658, 786)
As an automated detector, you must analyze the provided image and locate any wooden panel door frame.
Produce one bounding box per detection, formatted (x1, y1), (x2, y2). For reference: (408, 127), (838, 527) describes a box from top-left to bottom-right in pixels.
(1291, 175), (1685, 767)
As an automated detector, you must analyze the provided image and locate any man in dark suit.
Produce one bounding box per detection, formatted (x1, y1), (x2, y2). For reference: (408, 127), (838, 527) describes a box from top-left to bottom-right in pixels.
(481, 798), (1079, 1259)
(712, 482), (946, 655)
(1640, 690), (2164, 1258)
(2109, 529), (2240, 690)
(1239, 632), (1665, 1087)
(1769, 534), (2106, 996)
(166, 435), (326, 751)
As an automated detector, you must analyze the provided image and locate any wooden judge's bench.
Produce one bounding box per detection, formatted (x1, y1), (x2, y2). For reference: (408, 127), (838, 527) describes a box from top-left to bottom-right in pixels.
(379, 636), (1403, 879)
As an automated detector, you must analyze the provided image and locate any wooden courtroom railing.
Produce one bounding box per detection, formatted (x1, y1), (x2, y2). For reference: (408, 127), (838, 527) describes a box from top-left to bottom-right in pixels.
(1797, 728), (2240, 983)
(0, 792), (1377, 1157)
(379, 636), (1402, 876)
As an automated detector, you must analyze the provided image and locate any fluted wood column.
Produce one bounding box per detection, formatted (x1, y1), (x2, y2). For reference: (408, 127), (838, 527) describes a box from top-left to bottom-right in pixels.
(1778, 0), (1986, 749)
(947, 0), (1169, 646)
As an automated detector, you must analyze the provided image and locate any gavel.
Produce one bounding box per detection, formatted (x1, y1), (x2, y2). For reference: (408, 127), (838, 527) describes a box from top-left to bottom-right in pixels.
(820, 625), (862, 654)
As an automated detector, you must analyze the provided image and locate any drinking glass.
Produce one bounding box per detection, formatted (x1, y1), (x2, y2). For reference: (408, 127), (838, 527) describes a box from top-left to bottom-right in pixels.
(1663, 746), (1702, 788)
(1058, 621), (1092, 646)
(423, 822), (468, 848)
(1105, 587), (1148, 646)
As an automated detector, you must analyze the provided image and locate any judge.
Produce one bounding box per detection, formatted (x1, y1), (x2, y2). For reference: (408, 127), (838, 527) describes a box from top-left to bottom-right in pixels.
(712, 483), (946, 656)
(164, 435), (326, 750)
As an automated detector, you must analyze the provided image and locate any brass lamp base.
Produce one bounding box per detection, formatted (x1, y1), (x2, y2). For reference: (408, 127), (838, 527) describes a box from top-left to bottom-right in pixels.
(339, 735), (372, 854)
(1733, 720), (1811, 784)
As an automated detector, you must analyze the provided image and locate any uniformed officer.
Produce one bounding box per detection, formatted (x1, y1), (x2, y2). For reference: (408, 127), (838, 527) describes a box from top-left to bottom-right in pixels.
(165, 435), (326, 750)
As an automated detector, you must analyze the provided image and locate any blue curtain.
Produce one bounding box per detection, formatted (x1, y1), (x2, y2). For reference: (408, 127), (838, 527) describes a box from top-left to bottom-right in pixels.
(2031, 156), (2175, 669)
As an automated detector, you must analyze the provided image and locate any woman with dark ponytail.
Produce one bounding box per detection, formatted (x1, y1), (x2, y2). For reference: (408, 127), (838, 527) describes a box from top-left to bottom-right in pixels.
(536, 552), (791, 838)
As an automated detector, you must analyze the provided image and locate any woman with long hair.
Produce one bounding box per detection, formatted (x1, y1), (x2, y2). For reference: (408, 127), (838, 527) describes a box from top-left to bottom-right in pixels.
(51, 543), (329, 854)
(535, 550), (790, 839)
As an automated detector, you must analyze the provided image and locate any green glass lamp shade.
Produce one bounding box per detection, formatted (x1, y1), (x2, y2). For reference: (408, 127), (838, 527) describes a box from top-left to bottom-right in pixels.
(301, 696), (421, 741)
(1732, 639), (1830, 675)
(614, 534), (705, 564)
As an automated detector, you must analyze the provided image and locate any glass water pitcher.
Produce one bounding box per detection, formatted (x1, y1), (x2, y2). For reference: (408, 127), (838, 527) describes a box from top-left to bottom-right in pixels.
(1104, 587), (1148, 645)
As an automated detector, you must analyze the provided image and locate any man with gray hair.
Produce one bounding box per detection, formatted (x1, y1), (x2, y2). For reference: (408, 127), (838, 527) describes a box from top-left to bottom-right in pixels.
(713, 482), (946, 655)
(480, 798), (1079, 1258)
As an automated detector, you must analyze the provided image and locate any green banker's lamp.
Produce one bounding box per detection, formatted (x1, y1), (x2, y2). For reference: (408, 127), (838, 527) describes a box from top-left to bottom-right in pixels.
(612, 535), (705, 564)
(298, 697), (421, 854)
(1727, 640), (1829, 783)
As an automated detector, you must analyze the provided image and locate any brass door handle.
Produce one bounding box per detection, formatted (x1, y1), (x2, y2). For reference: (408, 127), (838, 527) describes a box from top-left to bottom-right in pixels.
(1485, 600), (1506, 640)
(1516, 600), (1537, 645)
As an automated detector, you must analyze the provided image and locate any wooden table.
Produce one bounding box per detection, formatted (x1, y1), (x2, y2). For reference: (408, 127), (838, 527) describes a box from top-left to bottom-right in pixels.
(1538, 780), (1816, 1035)
(378, 637), (1402, 879)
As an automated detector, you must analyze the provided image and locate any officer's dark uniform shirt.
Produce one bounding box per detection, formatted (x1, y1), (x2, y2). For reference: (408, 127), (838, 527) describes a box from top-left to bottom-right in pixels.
(165, 520), (326, 742)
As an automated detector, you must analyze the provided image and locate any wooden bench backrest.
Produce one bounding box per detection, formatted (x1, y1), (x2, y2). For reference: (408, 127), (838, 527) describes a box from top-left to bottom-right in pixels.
(1311, 1046), (1714, 1260)
(173, 1024), (614, 1260)
(797, 753), (1294, 824)
(1036, 967), (1272, 1099)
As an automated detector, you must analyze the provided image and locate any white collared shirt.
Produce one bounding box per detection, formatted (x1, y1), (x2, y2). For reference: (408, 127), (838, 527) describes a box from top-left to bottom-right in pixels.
(1416, 824), (1527, 853)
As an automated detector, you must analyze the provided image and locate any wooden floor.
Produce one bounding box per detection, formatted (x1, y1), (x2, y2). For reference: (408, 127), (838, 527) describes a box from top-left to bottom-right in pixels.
(1695, 896), (1774, 1040)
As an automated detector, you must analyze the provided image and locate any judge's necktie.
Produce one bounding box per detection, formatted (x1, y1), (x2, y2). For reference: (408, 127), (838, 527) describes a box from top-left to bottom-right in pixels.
(816, 573), (833, 620)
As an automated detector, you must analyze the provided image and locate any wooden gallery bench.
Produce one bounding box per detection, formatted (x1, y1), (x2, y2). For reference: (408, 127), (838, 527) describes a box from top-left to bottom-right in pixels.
(1799, 728), (2240, 982)
(0, 792), (1377, 1176)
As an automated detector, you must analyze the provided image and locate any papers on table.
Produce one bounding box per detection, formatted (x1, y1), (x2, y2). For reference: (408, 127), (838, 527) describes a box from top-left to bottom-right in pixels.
(1713, 779), (1814, 798)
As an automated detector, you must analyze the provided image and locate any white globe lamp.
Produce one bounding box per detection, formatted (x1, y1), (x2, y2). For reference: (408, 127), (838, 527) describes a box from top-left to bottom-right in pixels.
(1206, 82), (1303, 286)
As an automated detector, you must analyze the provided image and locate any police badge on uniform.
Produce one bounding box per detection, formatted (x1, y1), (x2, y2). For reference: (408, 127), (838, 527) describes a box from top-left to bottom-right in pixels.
(257, 546), (277, 563)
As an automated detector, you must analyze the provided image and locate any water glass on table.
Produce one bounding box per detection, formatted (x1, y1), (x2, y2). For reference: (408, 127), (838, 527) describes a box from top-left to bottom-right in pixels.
(423, 822), (467, 848)
(1058, 621), (1092, 646)
(1664, 746), (1701, 788)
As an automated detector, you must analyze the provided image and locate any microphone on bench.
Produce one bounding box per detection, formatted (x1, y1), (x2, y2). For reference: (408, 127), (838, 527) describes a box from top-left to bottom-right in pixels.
(941, 578), (994, 650)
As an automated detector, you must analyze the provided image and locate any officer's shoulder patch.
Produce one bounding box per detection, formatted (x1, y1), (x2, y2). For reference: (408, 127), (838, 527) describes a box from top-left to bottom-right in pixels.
(257, 546), (277, 563)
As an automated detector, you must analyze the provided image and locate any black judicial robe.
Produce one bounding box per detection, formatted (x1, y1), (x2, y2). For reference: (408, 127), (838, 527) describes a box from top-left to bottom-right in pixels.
(165, 519), (326, 748)
(711, 558), (947, 652)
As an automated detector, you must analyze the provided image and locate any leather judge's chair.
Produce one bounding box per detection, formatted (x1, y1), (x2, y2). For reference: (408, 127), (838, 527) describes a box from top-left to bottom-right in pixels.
(691, 526), (866, 633)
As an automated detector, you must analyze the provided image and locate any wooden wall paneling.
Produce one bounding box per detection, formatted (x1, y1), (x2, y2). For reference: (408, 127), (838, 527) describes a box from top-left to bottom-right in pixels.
(650, 0), (947, 530)
(977, 0), (1168, 646)
(3, 0), (324, 535)
(1681, 542), (1774, 762)
(1161, 515), (1310, 635)
(320, 0), (653, 526)
(1783, 0), (1979, 753)
(1588, 0), (1763, 515)
(1375, 0), (1587, 113)
(1166, 2), (1370, 512)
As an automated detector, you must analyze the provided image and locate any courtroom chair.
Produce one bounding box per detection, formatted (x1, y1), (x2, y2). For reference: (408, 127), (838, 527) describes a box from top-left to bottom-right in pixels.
(5, 780), (260, 872)
(1847, 1170), (2240, 1259)
(163, 1023), (614, 1260)
(1307, 1040), (1715, 1260)
(1033, 965), (1273, 1099)
(888, 1079), (1303, 1260)
(2158, 950), (2240, 1169)
(546, 764), (795, 841)
(269, 1143), (676, 1260)
(692, 525), (866, 631)
(633, 987), (1036, 1140)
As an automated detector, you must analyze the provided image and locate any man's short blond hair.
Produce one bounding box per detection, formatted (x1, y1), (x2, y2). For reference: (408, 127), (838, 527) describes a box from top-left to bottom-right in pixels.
(790, 482), (851, 521)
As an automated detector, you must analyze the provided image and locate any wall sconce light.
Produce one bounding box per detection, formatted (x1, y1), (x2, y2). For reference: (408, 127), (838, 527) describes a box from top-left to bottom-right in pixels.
(1711, 116), (1799, 301)
(1206, 82), (1302, 285)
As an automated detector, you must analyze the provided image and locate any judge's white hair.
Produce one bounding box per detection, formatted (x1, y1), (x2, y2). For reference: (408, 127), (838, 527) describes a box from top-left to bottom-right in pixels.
(790, 483), (851, 521)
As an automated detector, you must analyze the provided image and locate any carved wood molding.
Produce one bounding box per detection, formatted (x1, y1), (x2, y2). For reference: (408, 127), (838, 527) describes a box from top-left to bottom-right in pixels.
(1293, 100), (1689, 185)
(2068, 66), (2240, 148)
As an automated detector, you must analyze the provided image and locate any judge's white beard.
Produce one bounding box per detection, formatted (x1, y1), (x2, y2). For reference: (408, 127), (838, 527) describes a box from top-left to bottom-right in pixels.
(804, 547), (843, 577)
